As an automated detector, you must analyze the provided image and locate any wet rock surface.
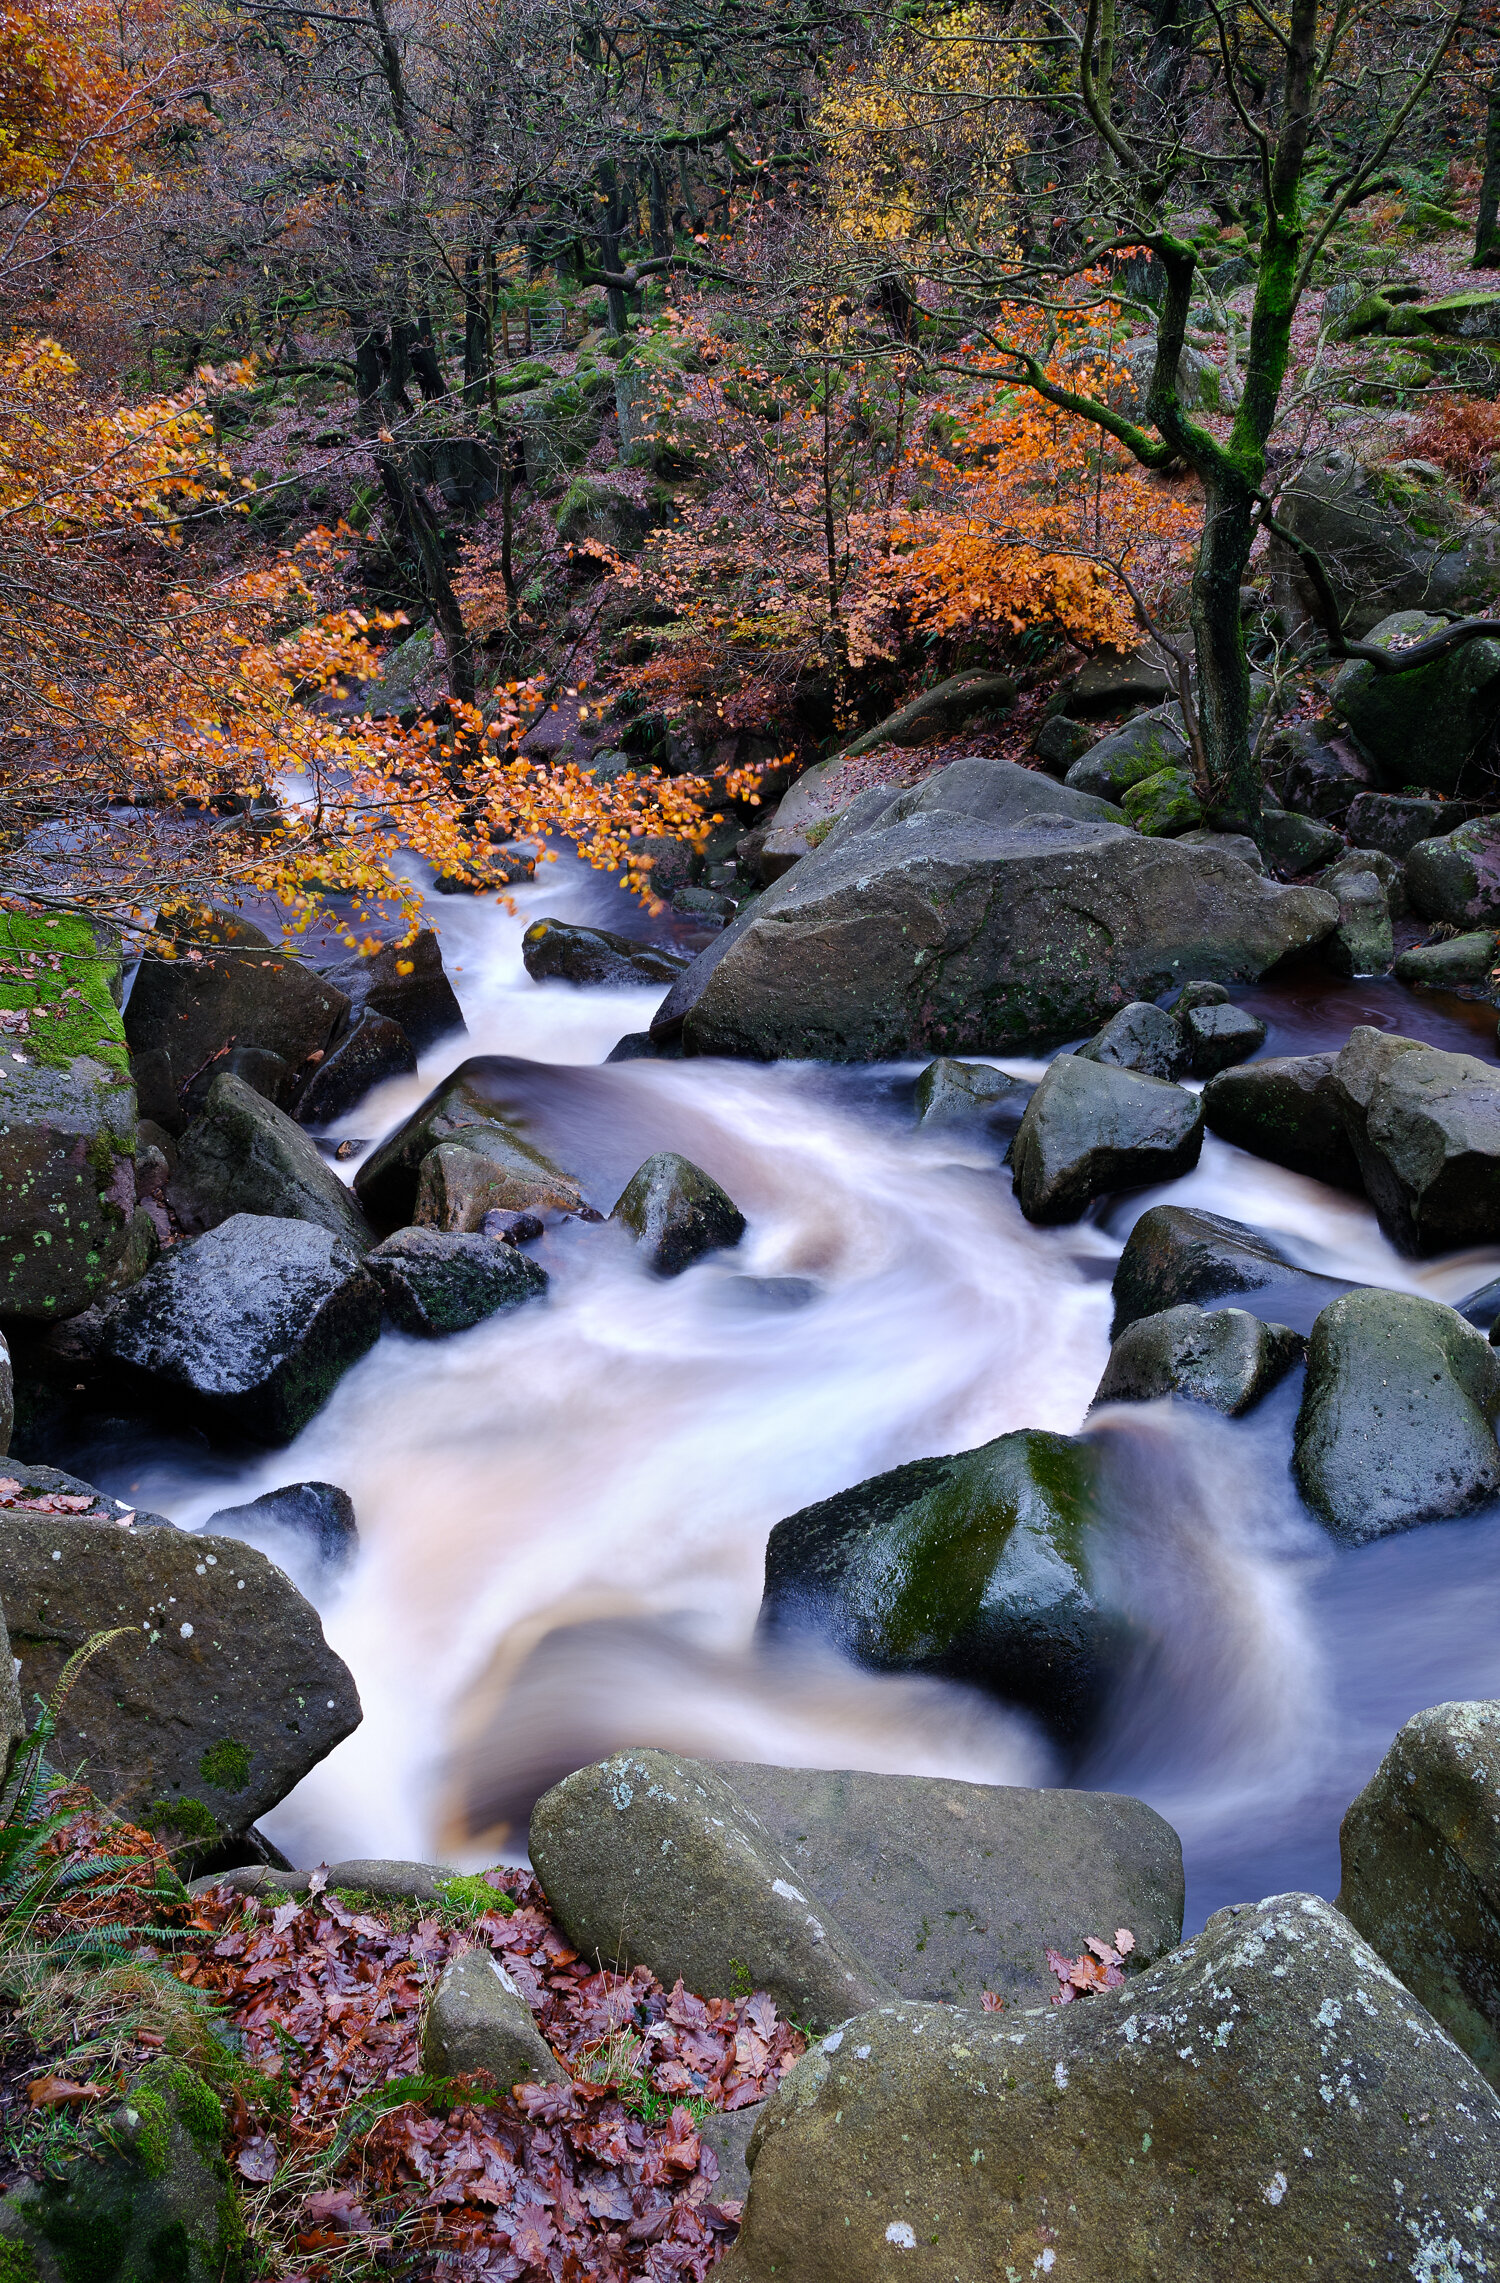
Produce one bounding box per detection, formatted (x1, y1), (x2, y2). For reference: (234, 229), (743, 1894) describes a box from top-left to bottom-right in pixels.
(1322, 1024), (1500, 1253)
(293, 1009), (417, 1124)
(1201, 1052), (1365, 1189)
(204, 1479), (359, 1568)
(913, 1057), (1033, 1130)
(1295, 1288), (1500, 1541)
(522, 916), (690, 988)
(1075, 1000), (1184, 1078)
(1010, 1055), (1204, 1224)
(367, 1225), (549, 1334)
(172, 1072), (375, 1248)
(727, 1893), (1500, 2282)
(355, 1060), (587, 1229)
(319, 926), (465, 1051)
(530, 1749), (893, 2029)
(1093, 1303), (1304, 1415)
(0, 1056), (139, 1320)
(611, 1151), (745, 1275)
(1110, 1205), (1354, 1337)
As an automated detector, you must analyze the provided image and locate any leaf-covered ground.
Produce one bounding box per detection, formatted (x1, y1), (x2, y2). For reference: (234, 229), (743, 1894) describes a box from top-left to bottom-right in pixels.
(178, 1866), (806, 2281)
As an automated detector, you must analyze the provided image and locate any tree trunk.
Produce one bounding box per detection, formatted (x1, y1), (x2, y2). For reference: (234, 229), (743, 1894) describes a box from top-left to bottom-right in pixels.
(1476, 75), (1500, 268)
(1190, 469), (1257, 826)
(378, 454), (475, 705)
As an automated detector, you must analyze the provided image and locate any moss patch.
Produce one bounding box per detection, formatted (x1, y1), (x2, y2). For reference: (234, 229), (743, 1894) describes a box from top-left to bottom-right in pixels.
(149, 1798), (219, 1845)
(0, 915), (127, 1075)
(121, 2091), (172, 2182)
(436, 1872), (517, 1919)
(150, 2066), (224, 2157)
(197, 1741), (251, 1793)
(0, 2234), (41, 2283)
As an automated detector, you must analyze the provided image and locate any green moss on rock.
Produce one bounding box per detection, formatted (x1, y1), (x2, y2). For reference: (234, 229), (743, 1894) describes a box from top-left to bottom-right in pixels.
(149, 1798), (219, 1845)
(196, 1741), (251, 1793)
(0, 916), (127, 1075)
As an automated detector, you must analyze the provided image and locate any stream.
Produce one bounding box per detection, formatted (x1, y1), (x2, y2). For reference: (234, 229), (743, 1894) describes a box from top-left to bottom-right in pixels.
(80, 859), (1500, 1935)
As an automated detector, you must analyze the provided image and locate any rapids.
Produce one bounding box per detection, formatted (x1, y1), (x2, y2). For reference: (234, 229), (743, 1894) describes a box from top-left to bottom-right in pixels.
(87, 858), (1500, 1933)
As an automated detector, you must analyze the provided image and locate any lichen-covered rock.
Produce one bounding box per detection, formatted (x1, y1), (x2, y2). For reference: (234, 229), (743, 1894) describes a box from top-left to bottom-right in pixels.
(1010, 1055), (1203, 1224)
(1394, 928), (1500, 986)
(123, 906), (349, 1133)
(913, 1058), (1032, 1130)
(521, 917), (690, 989)
(354, 1060), (587, 1229)
(1200, 1052), (1364, 1188)
(1063, 709), (1189, 801)
(758, 1429), (1115, 1745)
(1335, 610), (1500, 793)
(1110, 1205), (1353, 1338)
(1121, 765), (1203, 837)
(421, 1948), (569, 2090)
(1295, 1289), (1500, 1540)
(172, 1073), (374, 1248)
(1321, 1024), (1500, 1252)
(1406, 812), (1500, 926)
(1075, 1002), (1185, 1079)
(1319, 865), (1394, 976)
(78, 1215), (381, 1444)
(1259, 806), (1342, 873)
(650, 759), (1336, 1061)
(0, 1508), (359, 1848)
(1339, 1699), (1500, 2088)
(611, 1152), (745, 1275)
(0, 1056), (139, 1320)
(725, 1894), (1500, 2283)
(530, 1750), (893, 2030)
(0, 2061), (246, 2283)
(1094, 1303), (1304, 1415)
(367, 1226), (547, 1334)
(713, 1764), (1183, 2009)
(1274, 445), (1500, 637)
(1345, 789), (1461, 859)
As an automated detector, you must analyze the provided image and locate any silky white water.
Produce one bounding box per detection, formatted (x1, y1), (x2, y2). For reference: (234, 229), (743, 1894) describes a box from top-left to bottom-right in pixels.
(97, 859), (1500, 1931)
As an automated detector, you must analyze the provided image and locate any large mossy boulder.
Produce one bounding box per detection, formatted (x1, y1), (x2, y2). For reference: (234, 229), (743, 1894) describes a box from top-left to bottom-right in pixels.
(0, 1504), (359, 1848)
(716, 1763), (1183, 2009)
(74, 1214), (381, 1444)
(1094, 1303), (1304, 1415)
(1110, 1205), (1353, 1338)
(124, 907), (349, 1134)
(1201, 1053), (1364, 1189)
(172, 1073), (374, 1248)
(652, 757), (1335, 1061)
(0, 1054), (141, 1323)
(1063, 708), (1189, 801)
(1010, 1055), (1203, 1224)
(1394, 927), (1499, 985)
(1339, 1699), (1500, 2089)
(758, 1429), (1115, 1745)
(1294, 1288), (1500, 1540)
(726, 1894), (1500, 2282)
(530, 1749), (893, 2030)
(1273, 446), (1500, 637)
(354, 1059), (586, 1229)
(0, 2062), (246, 2283)
(1333, 610), (1500, 794)
(1406, 813), (1500, 926)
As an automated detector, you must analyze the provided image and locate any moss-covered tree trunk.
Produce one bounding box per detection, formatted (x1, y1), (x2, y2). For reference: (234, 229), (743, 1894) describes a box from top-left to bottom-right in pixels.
(1475, 74), (1500, 268)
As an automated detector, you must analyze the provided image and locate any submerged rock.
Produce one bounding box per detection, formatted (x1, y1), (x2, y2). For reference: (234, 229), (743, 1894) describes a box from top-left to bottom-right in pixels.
(729, 1893), (1500, 2281)
(173, 1072), (375, 1248)
(1339, 1699), (1500, 2088)
(367, 1225), (548, 1334)
(1093, 1304), (1304, 1415)
(1294, 1288), (1500, 1540)
(522, 917), (690, 988)
(204, 1481), (359, 1567)
(611, 1152), (745, 1274)
(758, 1429), (1115, 1745)
(716, 1763), (1183, 2009)
(530, 1749), (892, 2029)
(1110, 1205), (1353, 1337)
(1010, 1055), (1203, 1223)
(650, 757), (1336, 1060)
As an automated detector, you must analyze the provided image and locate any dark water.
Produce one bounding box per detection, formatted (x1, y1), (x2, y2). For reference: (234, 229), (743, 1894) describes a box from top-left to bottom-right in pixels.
(88, 860), (1500, 1932)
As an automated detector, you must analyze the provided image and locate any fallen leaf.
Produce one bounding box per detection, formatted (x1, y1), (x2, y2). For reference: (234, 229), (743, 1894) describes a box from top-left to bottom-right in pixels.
(1114, 1928), (1136, 1956)
(27, 2076), (105, 2107)
(235, 2134), (278, 2182)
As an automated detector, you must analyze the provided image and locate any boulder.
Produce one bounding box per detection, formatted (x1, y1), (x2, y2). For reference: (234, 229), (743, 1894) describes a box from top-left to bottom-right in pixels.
(1318, 864), (1393, 975)
(0, 1504), (360, 1846)
(836, 670), (1015, 758)
(76, 1215), (381, 1444)
(1064, 708), (1189, 801)
(727, 1894), (1500, 2282)
(1121, 765), (1203, 837)
(1075, 1002), (1185, 1079)
(529, 1750), (893, 2030)
(1259, 805), (1342, 873)
(1033, 715), (1095, 776)
(0, 1587), (24, 1786)
(1177, 824), (1266, 870)
(1010, 1056), (1204, 1224)
(649, 758), (1336, 1061)
(172, 1073), (374, 1248)
(1111, 1205), (1354, 1337)
(913, 1058), (1033, 1130)
(1321, 1024), (1500, 1252)
(319, 926), (464, 1051)
(354, 1060), (587, 1229)
(1338, 1699), (1500, 2087)
(0, 1459), (174, 1534)
(1178, 999), (1266, 1075)
(1093, 1303), (1303, 1414)
(204, 1480), (359, 1568)
(699, 2112), (756, 2203)
(1317, 839), (1407, 916)
(758, 1429), (1115, 1745)
(179, 1043), (292, 1119)
(1346, 789), (1467, 858)
(611, 1152), (745, 1275)
(714, 1763), (1183, 2009)
(0, 2063), (246, 2283)
(420, 1948), (569, 2090)
(1294, 1289), (1500, 1540)
(1334, 610), (1500, 794)
(293, 1011), (417, 1124)
(367, 1225), (548, 1334)
(1273, 444), (1500, 637)
(1201, 1052), (1365, 1190)
(521, 917), (690, 988)
(1406, 813), (1500, 926)
(1116, 333), (1238, 420)
(1276, 724), (1371, 821)
(124, 908), (349, 1132)
(0, 1056), (139, 1320)
(1394, 928), (1499, 986)
(1051, 650), (1173, 718)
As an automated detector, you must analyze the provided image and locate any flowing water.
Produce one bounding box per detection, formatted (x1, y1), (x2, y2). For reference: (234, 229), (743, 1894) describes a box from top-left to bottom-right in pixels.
(86, 861), (1500, 1934)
